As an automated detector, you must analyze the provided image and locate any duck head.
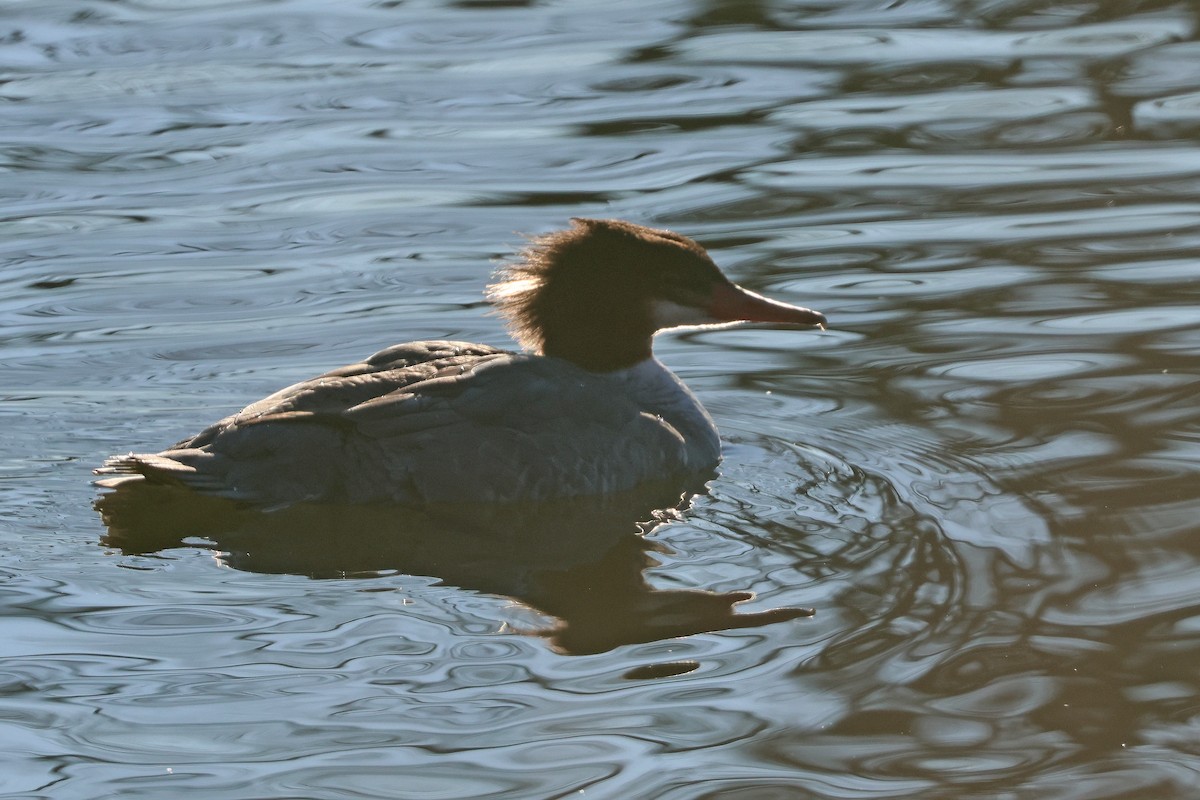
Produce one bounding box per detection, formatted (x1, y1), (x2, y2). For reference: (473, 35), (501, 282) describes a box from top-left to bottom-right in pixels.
(489, 218), (826, 372)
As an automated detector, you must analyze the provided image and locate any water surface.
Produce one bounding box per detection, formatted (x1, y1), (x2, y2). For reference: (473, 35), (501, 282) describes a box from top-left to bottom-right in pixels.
(3, 0), (1200, 797)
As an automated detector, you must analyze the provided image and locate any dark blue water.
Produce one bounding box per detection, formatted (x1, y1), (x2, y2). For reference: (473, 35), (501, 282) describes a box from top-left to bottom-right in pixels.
(3, 1), (1200, 797)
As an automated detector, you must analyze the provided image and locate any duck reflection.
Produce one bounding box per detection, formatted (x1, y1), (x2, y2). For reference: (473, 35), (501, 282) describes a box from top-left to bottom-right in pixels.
(95, 480), (810, 655)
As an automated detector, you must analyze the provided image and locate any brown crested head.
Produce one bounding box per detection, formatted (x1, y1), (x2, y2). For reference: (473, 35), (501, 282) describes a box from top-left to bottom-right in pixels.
(489, 218), (825, 373)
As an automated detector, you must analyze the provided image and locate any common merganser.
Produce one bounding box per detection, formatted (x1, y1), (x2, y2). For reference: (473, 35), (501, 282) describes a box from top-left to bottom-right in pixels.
(96, 219), (826, 507)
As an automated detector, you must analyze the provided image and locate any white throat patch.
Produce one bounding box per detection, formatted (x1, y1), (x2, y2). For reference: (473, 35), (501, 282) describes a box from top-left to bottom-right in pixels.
(649, 300), (739, 332)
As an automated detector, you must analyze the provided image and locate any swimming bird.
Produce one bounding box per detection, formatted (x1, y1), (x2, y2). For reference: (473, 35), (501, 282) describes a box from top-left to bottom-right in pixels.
(96, 219), (826, 507)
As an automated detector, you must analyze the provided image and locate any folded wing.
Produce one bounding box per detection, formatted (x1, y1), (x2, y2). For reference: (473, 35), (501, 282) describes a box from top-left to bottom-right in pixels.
(97, 340), (693, 506)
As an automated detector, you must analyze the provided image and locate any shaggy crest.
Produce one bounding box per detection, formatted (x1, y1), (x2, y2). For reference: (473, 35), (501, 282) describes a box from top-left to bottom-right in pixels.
(488, 218), (713, 354)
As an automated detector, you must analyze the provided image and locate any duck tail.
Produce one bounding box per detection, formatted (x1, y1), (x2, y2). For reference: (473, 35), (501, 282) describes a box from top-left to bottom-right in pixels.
(94, 450), (226, 492)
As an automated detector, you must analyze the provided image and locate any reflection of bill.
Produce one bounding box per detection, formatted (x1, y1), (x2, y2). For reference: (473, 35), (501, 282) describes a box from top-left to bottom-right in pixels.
(95, 477), (812, 656)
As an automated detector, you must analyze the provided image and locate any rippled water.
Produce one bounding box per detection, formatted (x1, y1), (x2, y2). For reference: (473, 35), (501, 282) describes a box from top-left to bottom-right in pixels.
(4, 0), (1200, 797)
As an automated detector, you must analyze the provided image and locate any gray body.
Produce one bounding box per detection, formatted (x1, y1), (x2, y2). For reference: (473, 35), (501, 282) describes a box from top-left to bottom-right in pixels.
(97, 340), (721, 507)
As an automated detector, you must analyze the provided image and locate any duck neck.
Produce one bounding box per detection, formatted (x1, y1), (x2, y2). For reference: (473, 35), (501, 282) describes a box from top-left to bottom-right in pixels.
(536, 293), (656, 373)
(542, 333), (652, 373)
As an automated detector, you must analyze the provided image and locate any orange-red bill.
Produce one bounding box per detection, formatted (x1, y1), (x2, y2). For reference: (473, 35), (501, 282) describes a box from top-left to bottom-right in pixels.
(708, 283), (826, 328)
